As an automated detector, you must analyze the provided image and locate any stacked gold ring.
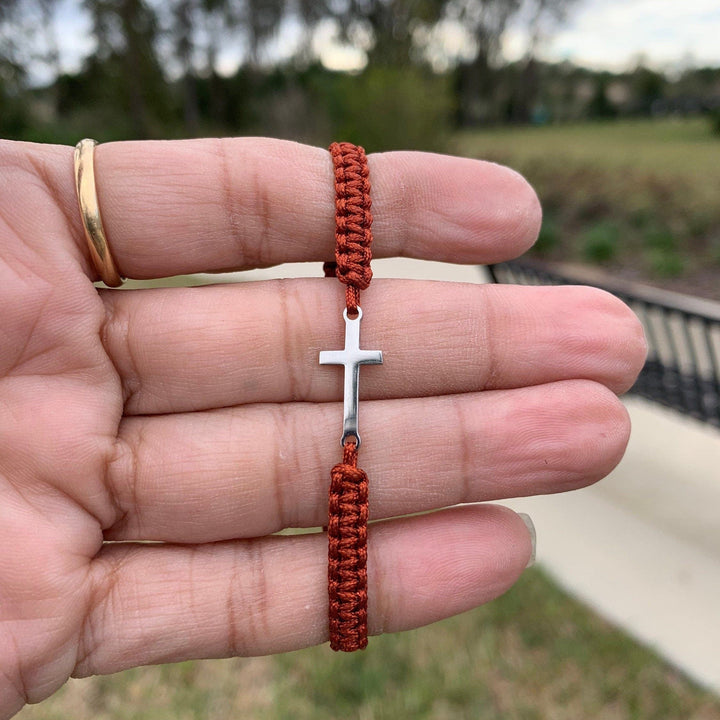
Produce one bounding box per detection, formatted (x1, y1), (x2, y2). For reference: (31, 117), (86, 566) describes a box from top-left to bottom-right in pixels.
(74, 139), (124, 287)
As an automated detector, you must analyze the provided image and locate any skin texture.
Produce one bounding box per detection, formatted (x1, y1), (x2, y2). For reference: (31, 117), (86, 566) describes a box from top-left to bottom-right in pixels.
(0, 137), (647, 718)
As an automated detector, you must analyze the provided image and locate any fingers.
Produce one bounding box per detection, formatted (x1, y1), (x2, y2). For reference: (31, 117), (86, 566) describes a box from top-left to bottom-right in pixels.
(105, 380), (629, 543)
(16, 138), (540, 279)
(76, 505), (531, 676)
(95, 140), (541, 275)
(100, 280), (647, 415)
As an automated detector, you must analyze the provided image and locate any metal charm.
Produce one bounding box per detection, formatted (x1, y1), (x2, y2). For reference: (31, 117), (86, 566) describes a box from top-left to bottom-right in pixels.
(319, 307), (383, 448)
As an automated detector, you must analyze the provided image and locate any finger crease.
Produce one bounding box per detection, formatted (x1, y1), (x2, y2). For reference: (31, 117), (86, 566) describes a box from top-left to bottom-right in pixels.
(4, 635), (30, 705)
(248, 155), (272, 268)
(270, 405), (289, 530)
(230, 540), (272, 655)
(102, 299), (142, 410)
(104, 430), (137, 534)
(75, 553), (126, 676)
(226, 544), (242, 657)
(451, 395), (473, 505)
(216, 138), (246, 269)
(479, 290), (501, 390)
(278, 281), (302, 401)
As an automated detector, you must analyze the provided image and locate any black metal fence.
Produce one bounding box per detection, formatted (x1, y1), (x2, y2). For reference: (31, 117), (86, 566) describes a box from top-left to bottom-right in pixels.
(487, 259), (720, 428)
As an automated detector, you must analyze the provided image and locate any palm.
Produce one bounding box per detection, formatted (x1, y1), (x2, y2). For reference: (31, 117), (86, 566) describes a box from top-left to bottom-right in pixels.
(0, 142), (123, 710)
(0, 138), (645, 718)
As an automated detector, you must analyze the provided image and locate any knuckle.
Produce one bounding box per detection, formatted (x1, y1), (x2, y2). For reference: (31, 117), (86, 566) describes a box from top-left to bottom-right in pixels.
(99, 294), (141, 408)
(103, 427), (140, 536)
(227, 541), (272, 655)
(217, 138), (272, 269)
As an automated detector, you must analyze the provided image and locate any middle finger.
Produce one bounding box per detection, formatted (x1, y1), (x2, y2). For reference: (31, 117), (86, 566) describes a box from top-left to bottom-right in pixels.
(101, 279), (646, 415)
(105, 379), (630, 542)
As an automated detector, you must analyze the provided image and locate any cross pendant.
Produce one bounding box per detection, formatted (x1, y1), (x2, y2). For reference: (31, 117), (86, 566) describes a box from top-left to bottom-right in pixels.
(319, 307), (383, 448)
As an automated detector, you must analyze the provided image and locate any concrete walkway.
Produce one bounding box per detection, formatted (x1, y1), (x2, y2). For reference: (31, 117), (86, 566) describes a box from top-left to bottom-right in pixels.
(205, 259), (720, 693)
(506, 399), (720, 693)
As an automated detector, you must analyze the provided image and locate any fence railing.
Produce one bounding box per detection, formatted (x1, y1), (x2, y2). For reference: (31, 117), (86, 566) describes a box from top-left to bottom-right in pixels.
(487, 259), (720, 428)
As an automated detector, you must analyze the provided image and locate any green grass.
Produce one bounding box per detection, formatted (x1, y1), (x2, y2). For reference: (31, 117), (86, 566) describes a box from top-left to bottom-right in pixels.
(454, 118), (720, 179)
(454, 118), (720, 297)
(17, 569), (720, 719)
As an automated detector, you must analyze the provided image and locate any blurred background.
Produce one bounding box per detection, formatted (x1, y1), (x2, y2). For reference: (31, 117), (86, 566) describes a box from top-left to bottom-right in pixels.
(4, 1), (720, 718)
(2, 0), (720, 297)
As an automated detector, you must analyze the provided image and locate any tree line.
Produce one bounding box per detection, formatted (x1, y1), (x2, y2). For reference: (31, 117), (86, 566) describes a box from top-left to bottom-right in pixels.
(1, 0), (719, 148)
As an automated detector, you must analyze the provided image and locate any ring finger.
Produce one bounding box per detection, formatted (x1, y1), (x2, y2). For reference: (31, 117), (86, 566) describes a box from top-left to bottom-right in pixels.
(105, 379), (630, 543)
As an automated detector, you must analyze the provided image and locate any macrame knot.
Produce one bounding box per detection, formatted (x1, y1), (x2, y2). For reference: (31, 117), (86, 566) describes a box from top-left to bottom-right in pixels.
(327, 440), (369, 651)
(329, 142), (374, 313)
(326, 141), (375, 652)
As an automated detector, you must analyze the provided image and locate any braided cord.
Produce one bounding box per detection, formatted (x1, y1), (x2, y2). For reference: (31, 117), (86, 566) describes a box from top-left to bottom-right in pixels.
(328, 440), (369, 651)
(326, 142), (373, 314)
(326, 142), (374, 652)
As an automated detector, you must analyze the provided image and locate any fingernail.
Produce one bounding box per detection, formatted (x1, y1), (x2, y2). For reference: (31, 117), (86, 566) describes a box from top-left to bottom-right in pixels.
(518, 513), (536, 568)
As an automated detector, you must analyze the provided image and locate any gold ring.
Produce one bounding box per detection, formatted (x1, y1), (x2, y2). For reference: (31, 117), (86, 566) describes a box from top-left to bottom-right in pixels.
(74, 139), (124, 287)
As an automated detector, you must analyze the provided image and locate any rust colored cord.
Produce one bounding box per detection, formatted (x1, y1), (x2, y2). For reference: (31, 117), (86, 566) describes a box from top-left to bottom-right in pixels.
(325, 142), (373, 315)
(328, 439), (369, 651)
(326, 141), (374, 651)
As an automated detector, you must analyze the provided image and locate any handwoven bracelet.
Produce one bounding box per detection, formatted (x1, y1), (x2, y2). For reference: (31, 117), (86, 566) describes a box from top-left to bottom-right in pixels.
(320, 142), (381, 652)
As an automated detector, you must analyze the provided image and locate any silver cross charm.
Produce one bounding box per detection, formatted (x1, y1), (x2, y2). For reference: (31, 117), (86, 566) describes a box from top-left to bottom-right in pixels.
(319, 307), (383, 448)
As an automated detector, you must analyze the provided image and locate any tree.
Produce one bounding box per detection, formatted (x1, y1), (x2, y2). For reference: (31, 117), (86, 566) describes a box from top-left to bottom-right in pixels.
(509, 0), (580, 122)
(320, 0), (446, 67)
(0, 0), (61, 83)
(445, 0), (581, 124)
(448, 0), (522, 124)
(37, 0), (62, 81)
(242, 0), (285, 67)
(629, 63), (664, 115)
(0, 0), (32, 136)
(82, 0), (171, 137)
(162, 0), (288, 131)
(166, 0), (202, 133)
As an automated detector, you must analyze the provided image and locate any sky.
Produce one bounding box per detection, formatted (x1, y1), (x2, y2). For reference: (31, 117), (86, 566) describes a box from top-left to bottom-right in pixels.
(521, 0), (720, 70)
(48, 0), (720, 78)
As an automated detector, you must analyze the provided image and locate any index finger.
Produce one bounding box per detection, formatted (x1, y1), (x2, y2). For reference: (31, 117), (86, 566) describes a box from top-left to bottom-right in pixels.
(23, 138), (541, 279)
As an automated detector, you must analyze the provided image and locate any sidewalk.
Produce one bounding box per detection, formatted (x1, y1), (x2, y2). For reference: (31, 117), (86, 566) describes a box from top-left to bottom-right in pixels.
(213, 259), (720, 692)
(374, 260), (720, 693)
(506, 398), (720, 693)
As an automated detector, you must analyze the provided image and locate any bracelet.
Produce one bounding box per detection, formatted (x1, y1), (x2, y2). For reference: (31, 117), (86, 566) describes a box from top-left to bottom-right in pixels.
(320, 142), (382, 651)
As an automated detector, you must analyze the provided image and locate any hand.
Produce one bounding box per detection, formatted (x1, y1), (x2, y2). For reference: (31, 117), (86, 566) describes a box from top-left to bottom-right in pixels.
(0, 138), (646, 717)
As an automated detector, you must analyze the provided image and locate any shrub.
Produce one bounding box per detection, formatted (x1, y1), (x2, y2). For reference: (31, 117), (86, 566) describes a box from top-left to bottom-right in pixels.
(580, 222), (620, 263)
(641, 225), (686, 276)
(643, 225), (677, 252)
(322, 66), (455, 153)
(646, 248), (685, 277)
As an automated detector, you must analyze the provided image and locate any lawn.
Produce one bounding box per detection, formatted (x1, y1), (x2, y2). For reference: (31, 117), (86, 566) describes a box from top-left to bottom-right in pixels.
(454, 118), (720, 299)
(456, 118), (720, 176)
(17, 568), (720, 719)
